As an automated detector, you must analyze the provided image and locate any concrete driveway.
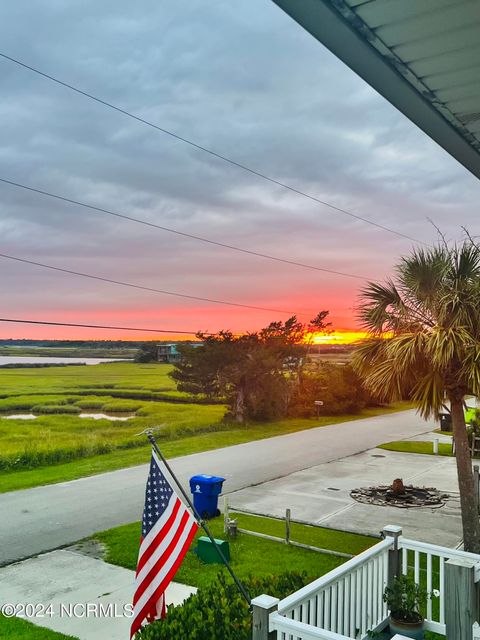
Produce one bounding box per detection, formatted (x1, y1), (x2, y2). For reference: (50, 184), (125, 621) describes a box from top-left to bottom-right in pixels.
(229, 447), (462, 547)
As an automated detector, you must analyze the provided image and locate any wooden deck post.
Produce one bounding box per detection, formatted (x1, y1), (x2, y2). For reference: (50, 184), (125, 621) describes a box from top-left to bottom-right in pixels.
(382, 525), (402, 586)
(285, 508), (291, 544)
(251, 595), (279, 640)
(474, 465), (479, 513)
(445, 557), (479, 639)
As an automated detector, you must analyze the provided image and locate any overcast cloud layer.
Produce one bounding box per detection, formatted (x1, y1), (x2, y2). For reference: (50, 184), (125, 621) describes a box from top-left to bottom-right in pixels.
(1, 0), (479, 339)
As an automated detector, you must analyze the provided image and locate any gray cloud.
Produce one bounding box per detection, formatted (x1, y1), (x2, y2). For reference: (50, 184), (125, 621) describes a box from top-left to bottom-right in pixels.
(0, 0), (479, 337)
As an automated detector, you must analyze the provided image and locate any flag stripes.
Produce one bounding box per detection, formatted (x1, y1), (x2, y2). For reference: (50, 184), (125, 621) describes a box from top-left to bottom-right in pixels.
(130, 451), (198, 638)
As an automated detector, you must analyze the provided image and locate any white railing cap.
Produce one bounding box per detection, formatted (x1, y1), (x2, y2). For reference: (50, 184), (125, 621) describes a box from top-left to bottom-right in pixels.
(401, 537), (480, 562)
(251, 594), (279, 609)
(383, 524), (402, 536)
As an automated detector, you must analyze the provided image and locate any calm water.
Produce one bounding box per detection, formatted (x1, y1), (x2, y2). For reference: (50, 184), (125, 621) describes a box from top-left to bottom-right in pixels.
(0, 356), (127, 366)
(2, 412), (134, 421)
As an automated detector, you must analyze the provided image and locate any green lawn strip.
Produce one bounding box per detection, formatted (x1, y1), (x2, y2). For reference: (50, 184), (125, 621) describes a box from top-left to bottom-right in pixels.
(232, 513), (375, 555)
(0, 402), (412, 493)
(378, 441), (453, 457)
(0, 615), (78, 640)
(94, 517), (371, 590)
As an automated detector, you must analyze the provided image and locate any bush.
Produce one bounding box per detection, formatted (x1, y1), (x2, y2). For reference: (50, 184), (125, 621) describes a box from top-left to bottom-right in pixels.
(289, 363), (377, 417)
(136, 572), (308, 640)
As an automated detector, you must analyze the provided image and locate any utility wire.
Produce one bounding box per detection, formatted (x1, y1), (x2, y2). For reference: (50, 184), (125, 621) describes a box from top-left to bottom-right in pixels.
(0, 317), (204, 335)
(0, 177), (368, 280)
(0, 252), (310, 317)
(0, 51), (424, 245)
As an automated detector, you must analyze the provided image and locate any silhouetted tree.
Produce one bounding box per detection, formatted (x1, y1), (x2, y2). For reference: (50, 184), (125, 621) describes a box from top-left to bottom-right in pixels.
(170, 313), (330, 423)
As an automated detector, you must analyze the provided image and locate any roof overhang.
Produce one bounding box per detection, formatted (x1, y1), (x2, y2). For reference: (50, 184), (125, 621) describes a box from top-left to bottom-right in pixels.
(272, 0), (480, 180)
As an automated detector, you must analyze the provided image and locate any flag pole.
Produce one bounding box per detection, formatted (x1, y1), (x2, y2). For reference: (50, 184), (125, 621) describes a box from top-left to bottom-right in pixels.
(144, 430), (251, 607)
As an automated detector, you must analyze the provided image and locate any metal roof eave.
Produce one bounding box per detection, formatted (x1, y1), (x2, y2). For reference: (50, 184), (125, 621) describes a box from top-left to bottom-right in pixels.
(272, 0), (480, 181)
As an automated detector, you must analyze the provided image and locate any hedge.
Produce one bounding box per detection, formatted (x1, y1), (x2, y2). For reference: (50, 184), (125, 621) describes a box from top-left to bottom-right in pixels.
(136, 572), (308, 640)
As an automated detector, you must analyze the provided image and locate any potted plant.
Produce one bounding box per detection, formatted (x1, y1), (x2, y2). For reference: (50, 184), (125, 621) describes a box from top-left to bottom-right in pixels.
(383, 575), (428, 639)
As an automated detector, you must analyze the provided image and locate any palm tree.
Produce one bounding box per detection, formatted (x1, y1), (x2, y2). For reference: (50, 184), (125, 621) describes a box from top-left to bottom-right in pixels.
(353, 241), (480, 552)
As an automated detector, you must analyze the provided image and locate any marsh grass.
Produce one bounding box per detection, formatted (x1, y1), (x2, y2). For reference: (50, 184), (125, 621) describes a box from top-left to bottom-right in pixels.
(31, 405), (81, 415)
(99, 400), (142, 412)
(0, 362), (412, 483)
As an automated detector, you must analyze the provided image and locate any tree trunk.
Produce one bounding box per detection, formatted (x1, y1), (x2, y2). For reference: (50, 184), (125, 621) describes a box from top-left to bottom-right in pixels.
(233, 383), (245, 424)
(450, 396), (480, 552)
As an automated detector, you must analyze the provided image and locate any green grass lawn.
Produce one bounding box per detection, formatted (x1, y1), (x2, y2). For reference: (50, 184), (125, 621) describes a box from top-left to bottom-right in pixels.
(94, 514), (376, 590)
(0, 615), (78, 639)
(0, 361), (413, 492)
(378, 440), (454, 457)
(232, 512), (374, 556)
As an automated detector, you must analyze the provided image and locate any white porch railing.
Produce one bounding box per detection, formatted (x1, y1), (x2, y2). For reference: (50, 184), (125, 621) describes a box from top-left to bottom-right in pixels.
(400, 537), (480, 635)
(271, 537), (393, 639)
(254, 525), (480, 640)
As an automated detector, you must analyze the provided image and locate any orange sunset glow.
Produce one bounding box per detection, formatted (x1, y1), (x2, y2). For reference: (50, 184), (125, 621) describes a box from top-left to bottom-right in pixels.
(309, 331), (368, 345)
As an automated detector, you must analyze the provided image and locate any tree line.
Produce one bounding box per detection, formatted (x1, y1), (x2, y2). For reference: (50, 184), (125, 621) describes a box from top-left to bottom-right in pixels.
(170, 312), (378, 423)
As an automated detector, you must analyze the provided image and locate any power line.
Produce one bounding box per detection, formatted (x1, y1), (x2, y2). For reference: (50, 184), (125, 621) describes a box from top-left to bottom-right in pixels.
(0, 252), (310, 317)
(0, 51), (424, 245)
(0, 317), (203, 334)
(0, 177), (367, 280)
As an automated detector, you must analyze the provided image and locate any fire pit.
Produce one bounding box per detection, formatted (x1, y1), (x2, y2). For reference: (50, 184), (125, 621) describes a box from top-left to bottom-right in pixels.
(350, 478), (448, 508)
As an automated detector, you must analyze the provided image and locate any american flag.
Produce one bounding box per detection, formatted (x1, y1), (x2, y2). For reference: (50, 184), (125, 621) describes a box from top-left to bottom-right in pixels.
(130, 450), (199, 638)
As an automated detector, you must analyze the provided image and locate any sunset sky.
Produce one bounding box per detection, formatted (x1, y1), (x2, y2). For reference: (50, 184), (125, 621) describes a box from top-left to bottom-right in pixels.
(1, 0), (479, 341)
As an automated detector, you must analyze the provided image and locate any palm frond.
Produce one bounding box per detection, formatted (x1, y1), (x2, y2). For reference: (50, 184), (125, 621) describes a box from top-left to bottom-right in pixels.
(410, 370), (445, 419)
(459, 341), (480, 397)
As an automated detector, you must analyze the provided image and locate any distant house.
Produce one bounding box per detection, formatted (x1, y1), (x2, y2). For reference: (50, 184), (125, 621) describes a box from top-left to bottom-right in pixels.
(156, 343), (181, 363)
(156, 342), (203, 364)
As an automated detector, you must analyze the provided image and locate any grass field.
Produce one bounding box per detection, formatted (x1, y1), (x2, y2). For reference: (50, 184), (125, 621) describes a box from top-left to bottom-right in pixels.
(94, 514), (376, 590)
(0, 362), (412, 492)
(0, 363), (224, 471)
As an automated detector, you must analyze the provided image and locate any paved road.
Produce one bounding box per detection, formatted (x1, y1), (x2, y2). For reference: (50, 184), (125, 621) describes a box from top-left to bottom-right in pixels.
(0, 409), (434, 565)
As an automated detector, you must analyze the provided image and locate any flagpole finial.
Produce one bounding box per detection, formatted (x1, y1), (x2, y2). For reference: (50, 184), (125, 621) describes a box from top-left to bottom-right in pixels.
(135, 425), (166, 438)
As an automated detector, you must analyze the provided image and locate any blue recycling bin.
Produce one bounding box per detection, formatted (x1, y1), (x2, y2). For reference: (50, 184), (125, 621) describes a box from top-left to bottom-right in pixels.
(189, 474), (225, 519)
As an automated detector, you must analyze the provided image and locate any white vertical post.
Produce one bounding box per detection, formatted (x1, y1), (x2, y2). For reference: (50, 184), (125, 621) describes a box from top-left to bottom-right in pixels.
(433, 437), (439, 455)
(252, 595), (279, 640)
(473, 621), (480, 640)
(223, 495), (229, 534)
(382, 525), (402, 586)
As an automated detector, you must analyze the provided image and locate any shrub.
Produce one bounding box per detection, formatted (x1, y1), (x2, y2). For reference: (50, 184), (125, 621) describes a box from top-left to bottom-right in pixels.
(136, 572), (308, 640)
(289, 363), (378, 417)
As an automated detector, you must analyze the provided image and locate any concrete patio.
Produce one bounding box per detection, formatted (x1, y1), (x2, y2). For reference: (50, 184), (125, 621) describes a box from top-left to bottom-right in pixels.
(228, 440), (463, 547)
